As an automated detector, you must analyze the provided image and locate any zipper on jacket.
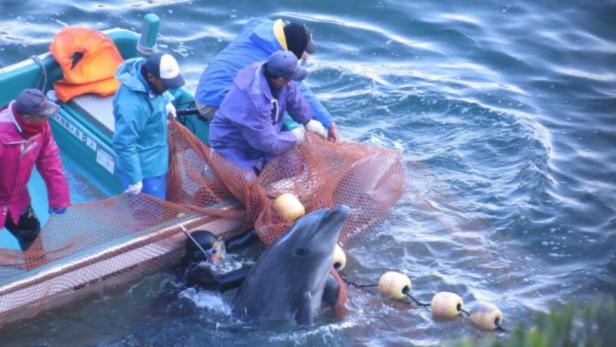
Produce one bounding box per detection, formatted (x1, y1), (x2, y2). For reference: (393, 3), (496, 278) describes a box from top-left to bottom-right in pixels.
(271, 99), (279, 123)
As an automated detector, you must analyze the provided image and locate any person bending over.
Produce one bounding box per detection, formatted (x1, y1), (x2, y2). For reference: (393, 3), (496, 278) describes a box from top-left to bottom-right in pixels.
(209, 50), (327, 175)
(189, 18), (339, 144)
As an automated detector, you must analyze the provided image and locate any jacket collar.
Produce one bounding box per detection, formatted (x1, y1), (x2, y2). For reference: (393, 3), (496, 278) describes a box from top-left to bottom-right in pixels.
(0, 102), (28, 144)
(115, 58), (152, 95)
(250, 64), (276, 101)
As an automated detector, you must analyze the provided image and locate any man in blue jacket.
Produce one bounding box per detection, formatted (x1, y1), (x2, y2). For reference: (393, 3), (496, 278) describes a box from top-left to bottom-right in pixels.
(192, 18), (339, 144)
(210, 51), (319, 175)
(112, 52), (185, 199)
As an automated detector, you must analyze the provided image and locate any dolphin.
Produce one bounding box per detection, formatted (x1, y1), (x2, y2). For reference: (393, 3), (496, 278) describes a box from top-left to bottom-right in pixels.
(232, 205), (349, 326)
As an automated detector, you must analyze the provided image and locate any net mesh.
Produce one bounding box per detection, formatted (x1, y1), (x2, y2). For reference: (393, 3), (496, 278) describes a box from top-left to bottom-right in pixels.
(166, 119), (404, 246)
(0, 118), (403, 326)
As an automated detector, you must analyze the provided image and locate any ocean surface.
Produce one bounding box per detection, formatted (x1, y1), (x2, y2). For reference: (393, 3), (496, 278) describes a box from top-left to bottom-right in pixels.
(1, 0), (615, 346)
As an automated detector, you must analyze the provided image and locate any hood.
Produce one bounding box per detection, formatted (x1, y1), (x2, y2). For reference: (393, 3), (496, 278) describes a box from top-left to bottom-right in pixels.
(248, 19), (285, 54)
(0, 103), (27, 144)
(233, 62), (276, 104)
(115, 58), (151, 94)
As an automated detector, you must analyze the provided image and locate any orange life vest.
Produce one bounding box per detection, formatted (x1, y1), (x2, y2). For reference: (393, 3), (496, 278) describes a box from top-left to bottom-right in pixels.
(50, 27), (124, 102)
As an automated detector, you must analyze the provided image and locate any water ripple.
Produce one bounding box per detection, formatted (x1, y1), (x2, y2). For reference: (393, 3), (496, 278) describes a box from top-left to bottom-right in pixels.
(1, 1), (615, 346)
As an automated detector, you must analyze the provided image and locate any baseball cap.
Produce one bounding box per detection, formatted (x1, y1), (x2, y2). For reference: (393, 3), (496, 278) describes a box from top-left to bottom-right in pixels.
(15, 89), (59, 117)
(143, 52), (185, 89)
(266, 51), (308, 81)
(284, 22), (316, 59)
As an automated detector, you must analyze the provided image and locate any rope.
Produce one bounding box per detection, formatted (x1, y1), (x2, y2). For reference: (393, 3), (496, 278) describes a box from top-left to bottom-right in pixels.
(402, 288), (431, 307)
(341, 273), (507, 332)
(340, 275), (378, 289)
(495, 321), (507, 332)
(30, 55), (48, 92)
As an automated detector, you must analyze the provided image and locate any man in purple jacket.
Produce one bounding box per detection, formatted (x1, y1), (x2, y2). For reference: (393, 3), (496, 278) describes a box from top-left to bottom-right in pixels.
(210, 51), (325, 175)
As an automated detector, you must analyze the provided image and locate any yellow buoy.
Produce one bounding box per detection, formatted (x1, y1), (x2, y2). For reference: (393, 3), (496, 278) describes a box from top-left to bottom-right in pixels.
(378, 271), (411, 301)
(431, 292), (465, 319)
(332, 244), (346, 271)
(469, 302), (504, 331)
(273, 193), (305, 222)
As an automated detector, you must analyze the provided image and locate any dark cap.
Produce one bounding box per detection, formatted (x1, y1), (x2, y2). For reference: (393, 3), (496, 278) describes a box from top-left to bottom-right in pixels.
(15, 89), (59, 118)
(143, 52), (185, 89)
(283, 22), (316, 59)
(266, 51), (308, 81)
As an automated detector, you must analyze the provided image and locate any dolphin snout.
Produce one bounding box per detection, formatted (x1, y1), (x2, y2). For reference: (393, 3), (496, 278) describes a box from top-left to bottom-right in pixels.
(329, 205), (349, 218)
(321, 205), (349, 231)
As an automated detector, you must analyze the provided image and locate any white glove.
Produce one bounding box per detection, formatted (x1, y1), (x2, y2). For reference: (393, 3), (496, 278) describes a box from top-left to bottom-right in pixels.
(166, 102), (177, 118)
(291, 127), (306, 144)
(305, 119), (327, 139)
(125, 181), (143, 195)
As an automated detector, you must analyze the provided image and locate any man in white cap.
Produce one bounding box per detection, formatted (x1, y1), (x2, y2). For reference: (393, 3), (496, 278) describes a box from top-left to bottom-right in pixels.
(112, 52), (185, 199)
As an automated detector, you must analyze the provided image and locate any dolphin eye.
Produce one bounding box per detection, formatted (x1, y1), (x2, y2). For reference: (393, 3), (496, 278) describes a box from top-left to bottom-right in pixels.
(294, 248), (306, 256)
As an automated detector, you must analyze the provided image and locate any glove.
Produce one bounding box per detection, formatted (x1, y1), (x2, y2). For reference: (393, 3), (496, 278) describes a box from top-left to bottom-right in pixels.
(305, 119), (327, 139)
(125, 181), (143, 195)
(291, 127), (306, 144)
(49, 207), (67, 215)
(166, 102), (177, 118)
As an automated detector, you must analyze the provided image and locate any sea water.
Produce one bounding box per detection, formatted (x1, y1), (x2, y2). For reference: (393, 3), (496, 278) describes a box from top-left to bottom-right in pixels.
(0, 1), (614, 346)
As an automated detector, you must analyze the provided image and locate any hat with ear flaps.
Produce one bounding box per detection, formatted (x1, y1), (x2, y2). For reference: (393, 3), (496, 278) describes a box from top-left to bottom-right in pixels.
(283, 22), (316, 59)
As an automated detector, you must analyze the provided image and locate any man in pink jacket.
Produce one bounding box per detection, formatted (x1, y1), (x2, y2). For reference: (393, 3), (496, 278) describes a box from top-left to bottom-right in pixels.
(0, 89), (70, 251)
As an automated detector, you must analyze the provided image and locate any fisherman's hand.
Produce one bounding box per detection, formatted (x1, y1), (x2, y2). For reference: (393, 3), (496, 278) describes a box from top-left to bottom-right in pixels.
(125, 181), (143, 195)
(166, 102), (177, 118)
(291, 127), (306, 144)
(327, 123), (340, 143)
(305, 119), (327, 139)
(48, 207), (67, 215)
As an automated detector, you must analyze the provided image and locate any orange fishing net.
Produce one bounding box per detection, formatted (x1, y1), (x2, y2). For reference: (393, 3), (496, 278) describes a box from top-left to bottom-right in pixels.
(166, 118), (404, 246)
(0, 118), (403, 327)
(0, 194), (223, 326)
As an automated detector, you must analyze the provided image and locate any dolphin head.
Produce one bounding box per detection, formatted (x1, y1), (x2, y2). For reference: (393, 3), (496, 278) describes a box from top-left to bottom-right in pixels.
(232, 205), (350, 325)
(273, 205), (349, 292)
(276, 205), (348, 260)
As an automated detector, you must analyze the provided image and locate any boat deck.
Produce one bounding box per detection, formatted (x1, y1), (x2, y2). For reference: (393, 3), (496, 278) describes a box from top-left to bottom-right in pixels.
(70, 94), (116, 135)
(1, 84), (248, 327)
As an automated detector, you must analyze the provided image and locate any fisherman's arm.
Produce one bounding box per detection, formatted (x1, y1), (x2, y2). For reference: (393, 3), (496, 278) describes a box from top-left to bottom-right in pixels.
(239, 107), (297, 155)
(185, 265), (252, 292)
(112, 100), (147, 184)
(297, 82), (339, 142)
(285, 83), (313, 126)
(214, 266), (252, 292)
(287, 83), (339, 142)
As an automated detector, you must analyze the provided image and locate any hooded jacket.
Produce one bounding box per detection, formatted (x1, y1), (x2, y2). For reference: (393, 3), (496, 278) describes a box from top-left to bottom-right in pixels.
(112, 58), (174, 184)
(0, 103), (70, 227)
(209, 62), (312, 173)
(195, 18), (332, 129)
